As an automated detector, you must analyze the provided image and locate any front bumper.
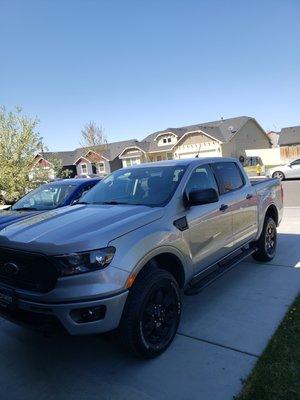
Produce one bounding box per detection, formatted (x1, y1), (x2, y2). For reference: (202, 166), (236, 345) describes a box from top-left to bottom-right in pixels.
(0, 290), (129, 335)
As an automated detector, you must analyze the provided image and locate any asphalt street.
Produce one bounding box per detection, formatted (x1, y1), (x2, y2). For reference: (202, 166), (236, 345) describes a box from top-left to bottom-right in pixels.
(282, 179), (300, 207)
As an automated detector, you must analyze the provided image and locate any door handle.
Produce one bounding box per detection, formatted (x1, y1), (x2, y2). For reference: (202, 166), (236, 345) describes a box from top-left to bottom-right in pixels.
(219, 204), (228, 212)
(246, 193), (253, 199)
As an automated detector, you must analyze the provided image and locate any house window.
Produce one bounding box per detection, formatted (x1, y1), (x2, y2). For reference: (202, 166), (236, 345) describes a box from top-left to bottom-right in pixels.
(167, 152), (173, 160)
(156, 156), (162, 161)
(81, 163), (87, 174)
(125, 158), (140, 167)
(159, 135), (175, 146)
(98, 162), (105, 172)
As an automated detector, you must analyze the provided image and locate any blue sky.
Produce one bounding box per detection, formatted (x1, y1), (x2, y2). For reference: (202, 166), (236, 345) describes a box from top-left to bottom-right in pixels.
(1, 0), (300, 151)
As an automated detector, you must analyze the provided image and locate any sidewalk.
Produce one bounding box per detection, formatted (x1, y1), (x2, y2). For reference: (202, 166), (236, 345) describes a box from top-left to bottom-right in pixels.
(0, 209), (299, 400)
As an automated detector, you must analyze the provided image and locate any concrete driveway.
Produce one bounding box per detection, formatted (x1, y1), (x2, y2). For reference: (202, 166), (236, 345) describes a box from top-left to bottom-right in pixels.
(0, 212), (299, 400)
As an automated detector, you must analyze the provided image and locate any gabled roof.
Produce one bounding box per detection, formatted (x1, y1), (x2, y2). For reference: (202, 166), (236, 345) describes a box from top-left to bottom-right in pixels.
(75, 139), (139, 161)
(142, 116), (253, 152)
(40, 116), (263, 167)
(43, 139), (139, 166)
(279, 126), (300, 146)
(43, 151), (78, 166)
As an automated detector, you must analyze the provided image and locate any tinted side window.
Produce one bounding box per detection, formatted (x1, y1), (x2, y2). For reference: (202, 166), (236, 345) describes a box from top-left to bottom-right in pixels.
(291, 159), (300, 166)
(74, 184), (96, 201)
(185, 164), (218, 195)
(213, 162), (244, 194)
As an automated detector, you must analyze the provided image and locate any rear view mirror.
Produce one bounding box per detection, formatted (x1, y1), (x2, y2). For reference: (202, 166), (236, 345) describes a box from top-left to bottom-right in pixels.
(184, 188), (219, 207)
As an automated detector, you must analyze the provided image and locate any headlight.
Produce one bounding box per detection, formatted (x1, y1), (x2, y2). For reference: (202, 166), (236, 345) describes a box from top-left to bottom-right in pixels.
(54, 247), (116, 277)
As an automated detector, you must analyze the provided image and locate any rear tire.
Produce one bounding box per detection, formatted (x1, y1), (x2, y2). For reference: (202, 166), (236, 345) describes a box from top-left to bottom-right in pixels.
(252, 217), (277, 262)
(120, 267), (181, 358)
(272, 171), (285, 181)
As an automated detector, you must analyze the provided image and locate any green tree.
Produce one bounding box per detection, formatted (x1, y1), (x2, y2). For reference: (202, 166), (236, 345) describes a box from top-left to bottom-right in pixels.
(0, 106), (44, 203)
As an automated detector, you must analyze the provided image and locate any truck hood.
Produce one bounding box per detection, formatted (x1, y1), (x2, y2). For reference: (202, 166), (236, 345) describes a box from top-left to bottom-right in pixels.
(0, 209), (42, 230)
(0, 204), (164, 255)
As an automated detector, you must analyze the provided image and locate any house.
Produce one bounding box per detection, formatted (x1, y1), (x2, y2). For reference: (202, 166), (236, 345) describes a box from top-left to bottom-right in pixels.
(33, 116), (270, 179)
(33, 139), (139, 178)
(278, 125), (300, 161)
(119, 116), (270, 165)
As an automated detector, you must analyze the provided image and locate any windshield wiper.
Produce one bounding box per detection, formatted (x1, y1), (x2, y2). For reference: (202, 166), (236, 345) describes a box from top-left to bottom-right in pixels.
(13, 207), (38, 211)
(94, 201), (146, 206)
(75, 201), (90, 205)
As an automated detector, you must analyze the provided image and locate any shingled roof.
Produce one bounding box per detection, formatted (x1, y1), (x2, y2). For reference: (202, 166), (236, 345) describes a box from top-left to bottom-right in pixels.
(43, 150), (79, 166)
(141, 116), (252, 152)
(43, 116), (262, 166)
(43, 139), (138, 166)
(279, 126), (300, 146)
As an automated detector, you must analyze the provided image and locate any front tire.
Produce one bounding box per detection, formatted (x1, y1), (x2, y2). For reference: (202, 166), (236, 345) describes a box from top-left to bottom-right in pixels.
(120, 267), (181, 358)
(252, 217), (277, 262)
(272, 171), (285, 181)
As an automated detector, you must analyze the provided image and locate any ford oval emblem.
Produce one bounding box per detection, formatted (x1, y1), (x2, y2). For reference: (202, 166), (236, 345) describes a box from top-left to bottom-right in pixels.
(3, 262), (20, 276)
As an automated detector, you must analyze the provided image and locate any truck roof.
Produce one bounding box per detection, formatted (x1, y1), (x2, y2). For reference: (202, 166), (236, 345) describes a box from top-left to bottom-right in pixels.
(125, 157), (239, 169)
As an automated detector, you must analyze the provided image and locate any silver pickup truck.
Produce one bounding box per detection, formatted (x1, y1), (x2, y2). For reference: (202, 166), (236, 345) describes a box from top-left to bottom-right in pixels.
(0, 158), (283, 358)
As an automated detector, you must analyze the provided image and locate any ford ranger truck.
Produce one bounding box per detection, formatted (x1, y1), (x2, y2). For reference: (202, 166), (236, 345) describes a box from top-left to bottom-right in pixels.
(0, 158), (283, 358)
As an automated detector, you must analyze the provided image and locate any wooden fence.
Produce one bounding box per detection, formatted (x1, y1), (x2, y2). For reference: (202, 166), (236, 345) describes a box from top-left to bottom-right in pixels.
(280, 145), (300, 161)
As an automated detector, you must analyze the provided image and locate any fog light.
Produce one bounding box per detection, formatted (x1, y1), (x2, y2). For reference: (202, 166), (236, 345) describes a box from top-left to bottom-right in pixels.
(70, 305), (106, 323)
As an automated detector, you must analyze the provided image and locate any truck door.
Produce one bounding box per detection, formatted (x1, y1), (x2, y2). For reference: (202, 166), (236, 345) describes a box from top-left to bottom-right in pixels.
(184, 164), (234, 273)
(211, 162), (258, 249)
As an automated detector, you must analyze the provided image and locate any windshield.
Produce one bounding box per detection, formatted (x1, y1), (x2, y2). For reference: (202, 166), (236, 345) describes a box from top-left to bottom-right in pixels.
(80, 165), (187, 207)
(12, 184), (77, 211)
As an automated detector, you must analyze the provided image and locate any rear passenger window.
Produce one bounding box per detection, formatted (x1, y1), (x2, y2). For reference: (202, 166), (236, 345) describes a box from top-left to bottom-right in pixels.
(213, 162), (244, 194)
(185, 164), (218, 195)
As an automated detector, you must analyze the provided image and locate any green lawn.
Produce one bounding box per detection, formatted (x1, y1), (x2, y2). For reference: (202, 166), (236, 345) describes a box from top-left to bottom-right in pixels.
(236, 295), (300, 400)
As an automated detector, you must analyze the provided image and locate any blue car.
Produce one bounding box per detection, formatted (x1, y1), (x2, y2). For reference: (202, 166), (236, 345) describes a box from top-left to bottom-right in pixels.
(0, 178), (100, 230)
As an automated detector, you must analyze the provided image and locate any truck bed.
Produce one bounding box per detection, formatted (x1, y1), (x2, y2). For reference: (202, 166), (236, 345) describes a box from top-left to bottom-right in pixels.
(250, 177), (278, 186)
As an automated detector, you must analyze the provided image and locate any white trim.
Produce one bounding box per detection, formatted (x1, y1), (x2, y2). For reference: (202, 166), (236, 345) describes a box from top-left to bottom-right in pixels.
(84, 149), (109, 161)
(148, 149), (173, 154)
(73, 156), (91, 165)
(154, 131), (178, 141)
(81, 163), (88, 174)
(31, 155), (53, 169)
(123, 157), (141, 167)
(119, 146), (146, 158)
(97, 161), (105, 172)
(171, 129), (223, 150)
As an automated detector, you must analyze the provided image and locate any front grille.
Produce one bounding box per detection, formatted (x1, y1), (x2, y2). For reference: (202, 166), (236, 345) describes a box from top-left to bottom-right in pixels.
(0, 305), (66, 333)
(0, 247), (58, 293)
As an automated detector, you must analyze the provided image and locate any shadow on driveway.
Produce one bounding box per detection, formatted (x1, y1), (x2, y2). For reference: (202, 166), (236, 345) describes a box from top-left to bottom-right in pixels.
(0, 234), (299, 400)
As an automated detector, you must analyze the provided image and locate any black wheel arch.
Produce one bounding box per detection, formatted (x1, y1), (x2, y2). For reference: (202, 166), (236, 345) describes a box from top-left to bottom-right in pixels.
(133, 253), (186, 289)
(265, 204), (279, 226)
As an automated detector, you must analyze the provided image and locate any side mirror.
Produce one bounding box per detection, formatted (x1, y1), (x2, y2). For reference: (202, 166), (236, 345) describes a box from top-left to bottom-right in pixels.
(184, 188), (219, 207)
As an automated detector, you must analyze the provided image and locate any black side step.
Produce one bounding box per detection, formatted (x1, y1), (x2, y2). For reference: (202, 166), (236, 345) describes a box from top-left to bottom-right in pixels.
(184, 247), (256, 296)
